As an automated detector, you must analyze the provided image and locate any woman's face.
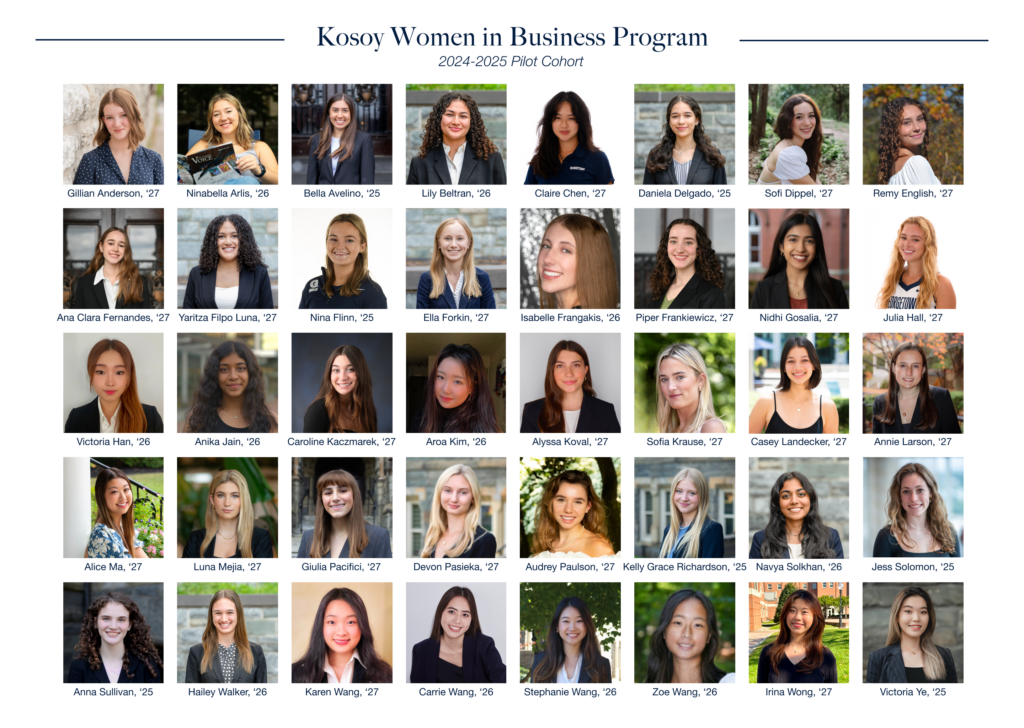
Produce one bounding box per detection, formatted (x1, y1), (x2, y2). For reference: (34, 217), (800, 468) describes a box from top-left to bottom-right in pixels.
(331, 355), (357, 397)
(216, 220), (240, 263)
(323, 599), (362, 655)
(440, 100), (471, 145)
(217, 351), (249, 399)
(440, 596), (472, 639)
(211, 99), (239, 137)
(893, 350), (925, 390)
(898, 224), (926, 263)
(96, 602), (131, 646)
(92, 350), (128, 408)
(789, 102), (817, 140)
(665, 598), (708, 662)
(558, 606), (586, 647)
(102, 103), (131, 142)
(781, 224), (816, 271)
(669, 101), (696, 140)
(440, 473), (474, 516)
(898, 595), (929, 638)
(552, 101), (579, 144)
(322, 482), (354, 519)
(538, 222), (578, 299)
(434, 357), (471, 409)
(783, 347), (814, 389)
(673, 478), (699, 521)
(211, 598), (238, 638)
(104, 477), (133, 517)
(658, 358), (704, 412)
(329, 99), (351, 132)
(326, 221), (365, 269)
(899, 473), (932, 518)
(778, 478), (811, 525)
(438, 222), (470, 265)
(550, 482), (591, 531)
(899, 105), (927, 150)
(553, 349), (588, 394)
(786, 599), (815, 637)
(667, 224), (698, 272)
(211, 478), (242, 522)
(100, 230), (128, 267)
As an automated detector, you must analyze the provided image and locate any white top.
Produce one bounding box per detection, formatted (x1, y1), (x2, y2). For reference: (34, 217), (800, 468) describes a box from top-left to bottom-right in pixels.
(888, 276), (935, 309)
(719, 673), (736, 683)
(556, 656), (583, 684)
(214, 286), (238, 310)
(98, 399), (120, 433)
(531, 550), (621, 559)
(322, 651), (362, 683)
(94, 267), (119, 309)
(563, 409), (580, 434)
(443, 142), (467, 184)
(788, 542), (805, 560)
(446, 270), (465, 308)
(758, 145), (809, 185)
(888, 155), (941, 185)
(330, 136), (341, 174)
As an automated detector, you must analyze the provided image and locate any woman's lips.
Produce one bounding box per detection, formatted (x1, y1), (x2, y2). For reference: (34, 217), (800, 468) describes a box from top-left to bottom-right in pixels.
(542, 269), (562, 279)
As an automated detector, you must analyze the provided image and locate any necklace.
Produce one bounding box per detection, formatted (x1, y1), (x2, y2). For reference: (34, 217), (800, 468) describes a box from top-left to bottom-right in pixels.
(216, 530), (237, 540)
(562, 524), (586, 549)
(441, 531), (463, 548)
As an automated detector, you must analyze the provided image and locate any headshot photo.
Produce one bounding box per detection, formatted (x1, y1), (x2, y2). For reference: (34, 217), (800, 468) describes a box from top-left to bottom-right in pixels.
(863, 84), (963, 185)
(519, 334), (621, 434)
(407, 208), (506, 309)
(863, 458), (963, 558)
(520, 582), (620, 683)
(291, 457), (393, 559)
(862, 334), (963, 434)
(866, 214), (957, 310)
(748, 582), (849, 683)
(407, 583), (506, 683)
(64, 84), (164, 185)
(520, 457), (621, 559)
(292, 209), (390, 310)
(64, 457), (165, 559)
(176, 84), (279, 185)
(520, 208), (621, 310)
(292, 583), (393, 683)
(292, 84), (393, 185)
(635, 583), (735, 683)
(520, 89), (615, 185)
(634, 333), (735, 434)
(63, 207), (164, 309)
(63, 333), (164, 434)
(64, 583), (164, 683)
(748, 84), (850, 185)
(634, 208), (734, 309)
(177, 457), (278, 558)
(634, 458), (735, 558)
(406, 85), (506, 185)
(863, 583), (963, 683)
(748, 458), (849, 560)
(406, 458), (504, 558)
(749, 333), (849, 434)
(178, 583), (277, 683)
(406, 333), (506, 434)
(292, 333), (393, 434)
(176, 333), (278, 434)
(178, 209), (277, 309)
(634, 85), (735, 185)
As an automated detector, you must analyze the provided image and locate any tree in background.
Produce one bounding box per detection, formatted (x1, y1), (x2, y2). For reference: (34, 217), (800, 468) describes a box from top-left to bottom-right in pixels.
(177, 84), (279, 157)
(748, 84), (769, 147)
(772, 583), (798, 624)
(520, 581), (621, 660)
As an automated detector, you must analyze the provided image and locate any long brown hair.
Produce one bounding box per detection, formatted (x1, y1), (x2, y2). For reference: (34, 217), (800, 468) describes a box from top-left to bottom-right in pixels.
(539, 340), (596, 433)
(877, 97), (931, 184)
(538, 214), (618, 310)
(74, 592), (162, 679)
(876, 217), (940, 309)
(307, 345), (376, 433)
(430, 586), (482, 641)
(645, 95), (726, 173)
(766, 590), (827, 674)
(885, 463), (957, 554)
(308, 469), (371, 558)
(87, 339), (147, 433)
(323, 213), (371, 298)
(200, 589), (254, 674)
(428, 217), (482, 299)
(530, 596), (609, 683)
(875, 342), (938, 430)
(313, 92), (358, 163)
(93, 88), (146, 149)
(649, 218), (724, 302)
(201, 93), (255, 149)
(83, 227), (144, 305)
(93, 467), (136, 557)
(531, 470), (609, 555)
(774, 94), (823, 180)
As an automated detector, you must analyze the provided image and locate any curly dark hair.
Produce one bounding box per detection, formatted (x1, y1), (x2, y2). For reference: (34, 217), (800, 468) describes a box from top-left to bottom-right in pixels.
(877, 97), (931, 184)
(74, 592), (163, 680)
(198, 214), (267, 274)
(185, 340), (277, 433)
(418, 92), (497, 162)
(646, 95), (726, 173)
(649, 218), (724, 302)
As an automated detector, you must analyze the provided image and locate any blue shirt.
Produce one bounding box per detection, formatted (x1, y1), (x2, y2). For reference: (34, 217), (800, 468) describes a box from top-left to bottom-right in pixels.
(524, 145), (614, 185)
(73, 141), (164, 185)
(671, 524), (691, 558)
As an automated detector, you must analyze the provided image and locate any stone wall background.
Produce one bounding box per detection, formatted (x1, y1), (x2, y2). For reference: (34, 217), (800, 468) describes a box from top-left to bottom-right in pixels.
(405, 90), (507, 177)
(177, 593), (278, 683)
(633, 92), (735, 184)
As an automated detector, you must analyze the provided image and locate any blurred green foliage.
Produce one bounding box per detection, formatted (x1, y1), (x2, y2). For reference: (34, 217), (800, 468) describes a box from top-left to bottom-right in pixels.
(177, 582), (278, 595)
(634, 84), (734, 92)
(520, 582), (621, 654)
(772, 583), (798, 623)
(771, 84), (849, 122)
(177, 457), (278, 552)
(749, 626), (850, 682)
(406, 84), (506, 90)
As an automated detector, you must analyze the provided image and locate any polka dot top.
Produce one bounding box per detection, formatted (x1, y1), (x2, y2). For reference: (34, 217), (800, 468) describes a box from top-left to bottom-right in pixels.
(73, 141), (164, 185)
(218, 643), (238, 683)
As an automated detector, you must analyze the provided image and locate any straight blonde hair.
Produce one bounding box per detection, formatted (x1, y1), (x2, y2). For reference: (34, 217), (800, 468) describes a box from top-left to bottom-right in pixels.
(658, 468), (710, 558)
(655, 343), (717, 433)
(877, 217), (939, 309)
(200, 589), (254, 674)
(429, 218), (482, 299)
(199, 470), (255, 558)
(421, 464), (483, 557)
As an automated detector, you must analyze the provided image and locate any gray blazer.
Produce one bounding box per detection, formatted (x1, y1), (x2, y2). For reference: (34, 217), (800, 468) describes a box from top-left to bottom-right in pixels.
(185, 642), (267, 683)
(866, 643), (958, 683)
(296, 522), (392, 558)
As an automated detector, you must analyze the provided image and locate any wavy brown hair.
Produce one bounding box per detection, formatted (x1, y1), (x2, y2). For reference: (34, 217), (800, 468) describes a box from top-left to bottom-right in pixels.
(876, 217), (939, 309)
(530, 596), (609, 683)
(875, 342), (938, 430)
(430, 586), (482, 641)
(538, 340), (596, 433)
(198, 214), (266, 274)
(877, 97), (931, 184)
(93, 467), (137, 557)
(74, 592), (163, 679)
(93, 88), (146, 149)
(765, 590), (827, 674)
(313, 92), (358, 163)
(649, 218), (724, 302)
(529, 91), (598, 180)
(308, 469), (370, 558)
(646, 95), (726, 173)
(323, 213), (371, 298)
(87, 339), (147, 433)
(774, 94), (823, 180)
(538, 214), (619, 310)
(307, 345), (376, 433)
(82, 226), (144, 305)
(200, 589), (253, 674)
(531, 470), (609, 555)
(885, 462), (957, 554)
(418, 92), (497, 161)
(201, 93), (255, 149)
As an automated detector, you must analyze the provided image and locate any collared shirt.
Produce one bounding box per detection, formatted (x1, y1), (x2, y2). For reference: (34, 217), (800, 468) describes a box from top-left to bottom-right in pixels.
(98, 399), (120, 433)
(330, 136), (341, 175)
(563, 409), (580, 434)
(446, 270), (465, 308)
(323, 651), (363, 683)
(94, 267), (119, 309)
(524, 144), (614, 185)
(73, 141), (164, 185)
(442, 142), (467, 184)
(556, 655), (583, 683)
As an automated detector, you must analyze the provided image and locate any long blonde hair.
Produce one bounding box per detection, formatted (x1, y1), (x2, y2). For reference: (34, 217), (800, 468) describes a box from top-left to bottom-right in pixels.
(201, 93), (255, 149)
(199, 470), (255, 558)
(200, 589), (254, 674)
(421, 464), (483, 557)
(658, 468), (710, 558)
(885, 587), (946, 680)
(876, 217), (939, 309)
(655, 343), (717, 433)
(428, 218), (482, 299)
(885, 463), (957, 554)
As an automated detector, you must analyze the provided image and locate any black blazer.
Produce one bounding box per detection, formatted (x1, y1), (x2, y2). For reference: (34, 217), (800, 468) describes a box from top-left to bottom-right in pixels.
(660, 519), (725, 558)
(296, 523), (393, 558)
(520, 396), (620, 433)
(749, 528), (844, 559)
(872, 525), (961, 557)
(647, 271), (727, 309)
(306, 130), (375, 185)
(871, 387), (961, 434)
(186, 642), (267, 683)
(410, 634), (505, 683)
(67, 652), (162, 683)
(303, 397), (384, 434)
(182, 528), (275, 558)
(294, 659), (369, 684)
(866, 644), (958, 683)
(425, 525), (496, 558)
(642, 148), (727, 185)
(182, 265), (274, 309)
(416, 269), (496, 309)
(74, 273), (155, 309)
(529, 651), (611, 683)
(750, 270), (849, 309)
(407, 145), (507, 185)
(64, 397), (163, 433)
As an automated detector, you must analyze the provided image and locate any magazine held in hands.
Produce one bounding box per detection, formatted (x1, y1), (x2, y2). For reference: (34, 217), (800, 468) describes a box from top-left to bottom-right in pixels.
(177, 143), (244, 184)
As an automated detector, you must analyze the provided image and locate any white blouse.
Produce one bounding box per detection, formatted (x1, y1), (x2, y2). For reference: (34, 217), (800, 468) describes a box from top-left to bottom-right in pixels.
(758, 145), (809, 185)
(98, 399), (120, 433)
(788, 542), (805, 560)
(322, 651), (362, 683)
(556, 656), (583, 684)
(94, 267), (119, 309)
(887, 155), (941, 185)
(563, 409), (580, 434)
(214, 286), (238, 310)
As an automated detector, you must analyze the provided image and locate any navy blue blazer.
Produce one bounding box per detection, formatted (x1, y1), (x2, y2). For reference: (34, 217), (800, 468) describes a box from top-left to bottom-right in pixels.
(530, 651), (610, 683)
(660, 519), (725, 558)
(520, 396), (620, 433)
(182, 265), (274, 309)
(306, 130), (375, 185)
(67, 652), (162, 683)
(410, 634), (506, 683)
(749, 528), (844, 559)
(416, 269), (496, 309)
(407, 145), (507, 185)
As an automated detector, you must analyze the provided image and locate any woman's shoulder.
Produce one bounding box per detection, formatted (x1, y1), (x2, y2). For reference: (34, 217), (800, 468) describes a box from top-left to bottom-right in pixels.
(872, 392), (888, 408)
(929, 385), (952, 399)
(821, 646), (836, 663)
(581, 531), (616, 557)
(522, 398), (544, 413)
(136, 145), (162, 161)
(362, 276), (385, 293)
(777, 144), (808, 161)
(365, 523), (390, 540)
(187, 643), (204, 656)
(474, 267), (492, 283)
(412, 637), (436, 654)
(699, 417), (727, 434)
(417, 270), (432, 284)
(249, 642), (265, 656)
(701, 519), (724, 535)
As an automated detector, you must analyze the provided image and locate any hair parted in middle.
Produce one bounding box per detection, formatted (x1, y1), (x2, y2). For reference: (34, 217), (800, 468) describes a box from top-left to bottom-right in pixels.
(877, 97), (931, 184)
(645, 589), (726, 683)
(94, 88), (146, 149)
(430, 586), (482, 641)
(649, 218), (724, 302)
(774, 94), (824, 180)
(87, 339), (148, 433)
(762, 212), (839, 309)
(885, 586), (946, 680)
(185, 340), (277, 433)
(538, 213), (619, 310)
(201, 93), (255, 149)
(655, 343), (718, 434)
(74, 592), (163, 679)
(198, 214), (267, 274)
(93, 467), (137, 558)
(198, 470), (256, 558)
(309, 469), (370, 558)
(418, 92), (497, 162)
(83, 227), (144, 305)
(313, 92), (358, 163)
(529, 596), (609, 683)
(760, 471), (836, 559)
(529, 91), (598, 180)
(765, 589), (827, 674)
(420, 343), (501, 434)
(876, 216), (940, 309)
(885, 462), (957, 554)
(531, 470), (609, 555)
(658, 468), (711, 558)
(646, 95), (726, 173)
(323, 213), (371, 299)
(776, 336), (823, 392)
(307, 345), (376, 433)
(428, 217), (482, 299)
(539, 340), (596, 434)
(875, 341), (938, 430)
(200, 589), (254, 674)
(421, 464), (483, 558)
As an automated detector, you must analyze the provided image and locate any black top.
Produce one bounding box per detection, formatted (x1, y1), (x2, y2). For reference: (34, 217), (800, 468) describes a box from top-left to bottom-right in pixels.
(296, 523), (393, 558)
(73, 273), (155, 309)
(66, 652), (162, 683)
(906, 667), (927, 683)
(303, 397), (376, 434)
(73, 142), (164, 185)
(866, 644), (958, 683)
(186, 642), (267, 683)
(293, 658), (369, 684)
(871, 387), (961, 434)
(749, 528), (844, 559)
(648, 271), (727, 309)
(525, 146), (614, 185)
(182, 265), (274, 309)
(416, 269), (496, 309)
(757, 646), (837, 683)
(660, 520), (726, 558)
(182, 527), (275, 558)
(299, 269), (387, 309)
(64, 398), (163, 434)
(520, 395), (620, 434)
(872, 525), (961, 558)
(426, 525), (496, 558)
(437, 659), (463, 683)
(209, 417), (257, 434)
(642, 148), (727, 185)
(529, 651), (611, 683)
(750, 270), (849, 309)
(306, 130), (375, 185)
(764, 391), (823, 434)
(410, 634), (506, 683)
(407, 145), (507, 185)
(410, 406), (498, 435)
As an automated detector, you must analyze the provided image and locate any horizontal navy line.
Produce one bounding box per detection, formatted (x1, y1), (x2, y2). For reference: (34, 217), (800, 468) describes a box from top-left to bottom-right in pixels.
(36, 38), (284, 41)
(740, 39), (987, 42)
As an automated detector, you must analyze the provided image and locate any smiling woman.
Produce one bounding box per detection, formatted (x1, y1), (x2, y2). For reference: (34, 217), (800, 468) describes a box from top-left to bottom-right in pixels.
(521, 340), (619, 433)
(529, 596), (611, 683)
(756, 590), (837, 683)
(67, 592), (163, 683)
(537, 214), (619, 310)
(756, 94), (823, 186)
(64, 339), (163, 434)
(750, 213), (848, 310)
(182, 470), (274, 558)
(420, 464), (496, 558)
(73, 88), (164, 185)
(407, 92), (506, 185)
(186, 93), (279, 185)
(530, 470), (615, 558)
(749, 336), (839, 435)
(303, 345), (378, 433)
(749, 472), (843, 560)
(186, 589), (268, 683)
(184, 340), (278, 434)
(412, 343), (501, 434)
(183, 214), (274, 309)
(300, 213), (386, 309)
(417, 217), (495, 309)
(307, 92), (375, 185)
(410, 586), (505, 683)
(86, 468), (148, 558)
(645, 589), (734, 683)
(297, 469), (392, 558)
